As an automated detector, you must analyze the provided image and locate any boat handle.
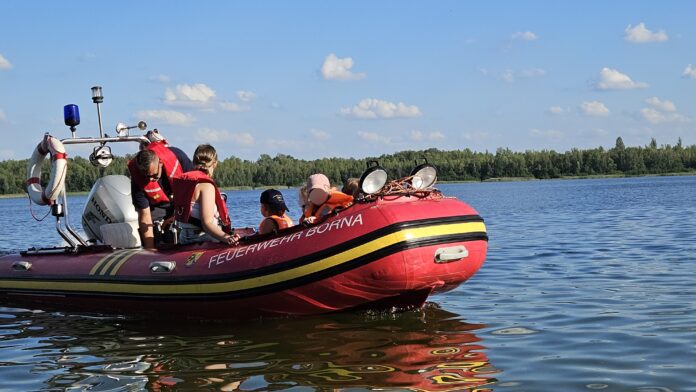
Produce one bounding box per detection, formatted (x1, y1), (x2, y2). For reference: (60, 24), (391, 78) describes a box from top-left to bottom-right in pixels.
(11, 261), (32, 271)
(150, 261), (176, 273)
(434, 245), (468, 263)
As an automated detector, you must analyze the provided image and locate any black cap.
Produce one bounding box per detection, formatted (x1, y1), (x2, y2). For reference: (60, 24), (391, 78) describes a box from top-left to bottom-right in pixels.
(260, 189), (289, 212)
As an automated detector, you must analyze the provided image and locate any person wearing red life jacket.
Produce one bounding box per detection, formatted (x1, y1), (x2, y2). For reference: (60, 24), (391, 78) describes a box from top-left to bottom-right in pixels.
(128, 131), (193, 250)
(258, 189), (294, 235)
(173, 144), (239, 246)
(300, 173), (354, 225)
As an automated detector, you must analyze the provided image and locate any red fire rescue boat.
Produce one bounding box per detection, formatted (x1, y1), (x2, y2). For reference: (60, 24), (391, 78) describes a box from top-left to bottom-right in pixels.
(0, 89), (488, 318)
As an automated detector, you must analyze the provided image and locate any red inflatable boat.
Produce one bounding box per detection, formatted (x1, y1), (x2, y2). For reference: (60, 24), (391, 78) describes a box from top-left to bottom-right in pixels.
(0, 192), (486, 318)
(0, 90), (487, 318)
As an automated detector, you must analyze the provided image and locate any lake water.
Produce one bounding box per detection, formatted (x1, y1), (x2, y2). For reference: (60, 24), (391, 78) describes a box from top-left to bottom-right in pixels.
(1, 176), (695, 391)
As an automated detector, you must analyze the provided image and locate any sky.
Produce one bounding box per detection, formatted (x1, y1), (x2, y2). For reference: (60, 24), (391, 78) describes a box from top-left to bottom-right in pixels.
(1, 1), (695, 162)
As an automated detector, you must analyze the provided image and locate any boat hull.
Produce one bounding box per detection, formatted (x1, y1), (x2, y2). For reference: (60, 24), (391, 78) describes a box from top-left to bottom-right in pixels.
(0, 196), (487, 318)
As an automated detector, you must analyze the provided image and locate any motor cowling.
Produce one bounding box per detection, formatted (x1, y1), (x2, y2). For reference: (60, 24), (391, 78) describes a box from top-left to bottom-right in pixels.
(82, 175), (141, 248)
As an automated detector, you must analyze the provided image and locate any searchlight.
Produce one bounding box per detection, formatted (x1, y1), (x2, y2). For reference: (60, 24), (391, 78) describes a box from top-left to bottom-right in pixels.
(359, 161), (388, 195)
(410, 158), (437, 190)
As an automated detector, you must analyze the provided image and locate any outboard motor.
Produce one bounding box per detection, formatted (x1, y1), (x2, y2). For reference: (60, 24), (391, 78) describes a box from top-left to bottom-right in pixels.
(82, 175), (141, 248)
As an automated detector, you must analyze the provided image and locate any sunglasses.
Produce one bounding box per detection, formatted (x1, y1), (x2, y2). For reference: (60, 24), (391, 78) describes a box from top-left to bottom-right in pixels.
(145, 162), (162, 181)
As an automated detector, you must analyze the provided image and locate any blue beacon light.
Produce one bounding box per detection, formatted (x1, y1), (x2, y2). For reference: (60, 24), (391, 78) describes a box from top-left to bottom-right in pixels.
(64, 104), (80, 136)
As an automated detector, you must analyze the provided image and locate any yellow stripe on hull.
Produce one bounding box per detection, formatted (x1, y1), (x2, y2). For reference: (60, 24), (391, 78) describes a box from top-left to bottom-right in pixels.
(0, 222), (486, 295)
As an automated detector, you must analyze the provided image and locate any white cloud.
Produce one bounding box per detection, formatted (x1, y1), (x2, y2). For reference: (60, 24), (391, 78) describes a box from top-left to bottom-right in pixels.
(309, 128), (330, 141)
(547, 106), (567, 115)
(340, 98), (422, 119)
(682, 64), (696, 79)
(512, 31), (538, 41)
(501, 68), (546, 82)
(0, 109), (5, 121)
(645, 97), (676, 112)
(530, 128), (563, 139)
(358, 131), (391, 144)
(149, 74), (170, 83)
(580, 101), (610, 117)
(236, 90), (256, 102)
(220, 102), (247, 112)
(429, 131), (445, 141)
(164, 83), (216, 106)
(410, 130), (444, 141)
(135, 110), (195, 125)
(0, 54), (11, 70)
(231, 132), (255, 146)
(624, 22), (668, 43)
(595, 67), (648, 90)
(321, 53), (366, 81)
(196, 128), (254, 145)
(640, 98), (689, 124)
(640, 108), (663, 124)
(640, 110), (689, 125)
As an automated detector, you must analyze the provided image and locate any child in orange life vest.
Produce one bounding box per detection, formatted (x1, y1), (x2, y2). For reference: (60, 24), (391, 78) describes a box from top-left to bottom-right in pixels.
(258, 189), (294, 235)
(300, 173), (354, 225)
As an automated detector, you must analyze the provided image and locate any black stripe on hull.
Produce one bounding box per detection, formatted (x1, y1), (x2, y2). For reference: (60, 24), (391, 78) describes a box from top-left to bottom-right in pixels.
(6, 214), (486, 286)
(1, 232), (487, 301)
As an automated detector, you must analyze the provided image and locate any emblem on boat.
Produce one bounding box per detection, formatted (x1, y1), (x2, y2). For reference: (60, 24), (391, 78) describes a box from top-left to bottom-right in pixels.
(185, 251), (205, 267)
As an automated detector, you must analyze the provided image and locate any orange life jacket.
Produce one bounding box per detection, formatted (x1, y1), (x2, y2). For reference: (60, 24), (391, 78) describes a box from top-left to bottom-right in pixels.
(301, 191), (354, 223)
(127, 141), (183, 205)
(172, 170), (231, 234)
(259, 213), (294, 232)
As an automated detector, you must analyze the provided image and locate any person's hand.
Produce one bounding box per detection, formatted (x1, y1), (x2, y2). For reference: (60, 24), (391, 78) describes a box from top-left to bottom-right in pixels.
(305, 216), (316, 224)
(224, 234), (240, 246)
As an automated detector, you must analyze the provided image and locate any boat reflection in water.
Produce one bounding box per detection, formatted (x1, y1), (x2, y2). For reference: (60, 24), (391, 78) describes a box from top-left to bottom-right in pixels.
(0, 303), (498, 391)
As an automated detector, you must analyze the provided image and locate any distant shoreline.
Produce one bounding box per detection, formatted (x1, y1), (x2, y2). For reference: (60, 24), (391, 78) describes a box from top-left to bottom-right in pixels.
(3, 172), (694, 200)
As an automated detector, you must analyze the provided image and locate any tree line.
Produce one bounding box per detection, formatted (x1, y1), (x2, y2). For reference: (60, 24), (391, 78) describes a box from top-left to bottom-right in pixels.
(1, 137), (695, 195)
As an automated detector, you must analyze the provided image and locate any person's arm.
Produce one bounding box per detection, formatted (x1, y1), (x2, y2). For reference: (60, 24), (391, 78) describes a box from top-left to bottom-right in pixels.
(199, 183), (238, 245)
(137, 207), (156, 250)
(258, 218), (279, 235)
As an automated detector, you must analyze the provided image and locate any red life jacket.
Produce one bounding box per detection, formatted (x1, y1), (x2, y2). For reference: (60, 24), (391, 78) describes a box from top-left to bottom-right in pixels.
(127, 141), (183, 205)
(301, 191), (353, 223)
(259, 213), (294, 232)
(173, 170), (231, 233)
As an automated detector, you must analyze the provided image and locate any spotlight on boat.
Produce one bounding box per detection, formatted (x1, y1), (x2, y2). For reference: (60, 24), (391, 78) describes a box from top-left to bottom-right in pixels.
(410, 158), (437, 190)
(359, 161), (388, 195)
(89, 145), (113, 168)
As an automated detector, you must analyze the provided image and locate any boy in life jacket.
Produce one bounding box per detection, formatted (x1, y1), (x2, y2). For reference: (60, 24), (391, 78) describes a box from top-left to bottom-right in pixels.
(258, 189), (294, 235)
(128, 130), (193, 250)
(300, 173), (354, 225)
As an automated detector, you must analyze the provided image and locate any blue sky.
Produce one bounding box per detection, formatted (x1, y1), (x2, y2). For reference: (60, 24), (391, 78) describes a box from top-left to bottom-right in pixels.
(1, 1), (695, 161)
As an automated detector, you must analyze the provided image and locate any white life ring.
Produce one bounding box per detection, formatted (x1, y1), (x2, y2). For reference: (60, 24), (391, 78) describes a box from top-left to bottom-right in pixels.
(26, 134), (68, 206)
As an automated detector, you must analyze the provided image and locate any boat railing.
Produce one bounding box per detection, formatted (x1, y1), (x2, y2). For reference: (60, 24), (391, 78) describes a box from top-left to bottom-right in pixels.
(29, 86), (152, 255)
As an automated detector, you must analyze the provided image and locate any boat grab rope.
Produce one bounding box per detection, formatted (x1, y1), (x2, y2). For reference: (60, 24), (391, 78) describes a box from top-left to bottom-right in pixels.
(363, 176), (443, 201)
(29, 197), (52, 221)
